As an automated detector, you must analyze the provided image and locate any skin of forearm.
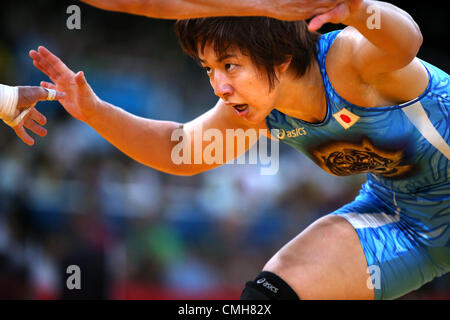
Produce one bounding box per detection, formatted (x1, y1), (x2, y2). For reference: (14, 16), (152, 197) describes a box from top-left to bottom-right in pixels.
(342, 1), (423, 58)
(85, 99), (197, 175)
(139, 0), (267, 19)
(79, 0), (139, 13)
(80, 0), (268, 19)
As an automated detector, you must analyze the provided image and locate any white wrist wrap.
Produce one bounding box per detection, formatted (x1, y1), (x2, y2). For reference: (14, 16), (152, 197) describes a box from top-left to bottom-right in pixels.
(0, 84), (19, 121)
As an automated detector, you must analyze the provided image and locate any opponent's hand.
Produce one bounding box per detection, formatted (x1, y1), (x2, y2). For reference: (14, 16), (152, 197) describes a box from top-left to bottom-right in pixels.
(29, 46), (99, 123)
(11, 106), (49, 146)
(2, 86), (65, 146)
(306, 0), (363, 31)
(16, 86), (64, 113)
(266, 0), (362, 30)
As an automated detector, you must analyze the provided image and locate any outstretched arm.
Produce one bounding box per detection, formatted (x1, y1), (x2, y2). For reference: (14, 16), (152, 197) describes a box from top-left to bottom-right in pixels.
(79, 0), (340, 22)
(29, 46), (262, 175)
(29, 46), (190, 174)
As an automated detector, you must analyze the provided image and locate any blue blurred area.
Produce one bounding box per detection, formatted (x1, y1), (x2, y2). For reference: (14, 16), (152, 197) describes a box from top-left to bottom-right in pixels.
(0, 1), (448, 300)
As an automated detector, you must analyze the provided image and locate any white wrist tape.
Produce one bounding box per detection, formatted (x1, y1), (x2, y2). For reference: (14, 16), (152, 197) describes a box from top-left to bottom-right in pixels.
(0, 84), (19, 122)
(1, 86), (58, 128)
(3, 108), (33, 128)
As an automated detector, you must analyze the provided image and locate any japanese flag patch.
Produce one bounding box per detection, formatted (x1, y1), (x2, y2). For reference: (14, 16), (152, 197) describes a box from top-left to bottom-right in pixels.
(333, 108), (360, 130)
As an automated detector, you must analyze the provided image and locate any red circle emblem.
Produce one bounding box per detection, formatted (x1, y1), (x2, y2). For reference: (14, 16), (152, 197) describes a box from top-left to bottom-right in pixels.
(340, 114), (351, 123)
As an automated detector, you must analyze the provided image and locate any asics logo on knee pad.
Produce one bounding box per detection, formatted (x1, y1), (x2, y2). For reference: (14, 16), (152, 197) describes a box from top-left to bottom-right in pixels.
(256, 278), (266, 284)
(256, 278), (279, 293)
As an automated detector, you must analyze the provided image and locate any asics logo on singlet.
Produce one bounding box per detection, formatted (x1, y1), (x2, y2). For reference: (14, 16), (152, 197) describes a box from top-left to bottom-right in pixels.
(256, 278), (279, 293)
(277, 127), (307, 139)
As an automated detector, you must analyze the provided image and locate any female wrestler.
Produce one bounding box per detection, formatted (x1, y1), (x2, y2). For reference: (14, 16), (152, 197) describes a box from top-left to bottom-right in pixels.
(30, 1), (449, 299)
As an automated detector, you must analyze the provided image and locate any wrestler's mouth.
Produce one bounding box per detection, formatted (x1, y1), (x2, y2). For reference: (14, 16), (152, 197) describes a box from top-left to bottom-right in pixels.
(233, 104), (249, 116)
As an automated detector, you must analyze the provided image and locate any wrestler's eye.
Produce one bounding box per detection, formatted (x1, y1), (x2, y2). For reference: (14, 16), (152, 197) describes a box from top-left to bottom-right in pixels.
(225, 63), (237, 72)
(204, 67), (212, 75)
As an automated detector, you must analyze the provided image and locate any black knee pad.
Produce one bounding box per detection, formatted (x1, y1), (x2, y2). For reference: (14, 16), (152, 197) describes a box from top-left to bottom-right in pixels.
(240, 271), (300, 300)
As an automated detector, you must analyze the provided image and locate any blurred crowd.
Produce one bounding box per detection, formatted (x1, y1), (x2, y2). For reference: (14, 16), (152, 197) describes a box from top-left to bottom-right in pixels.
(0, 1), (448, 299)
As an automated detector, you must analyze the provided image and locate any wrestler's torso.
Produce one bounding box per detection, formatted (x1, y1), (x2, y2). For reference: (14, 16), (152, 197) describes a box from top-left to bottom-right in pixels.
(265, 30), (450, 195)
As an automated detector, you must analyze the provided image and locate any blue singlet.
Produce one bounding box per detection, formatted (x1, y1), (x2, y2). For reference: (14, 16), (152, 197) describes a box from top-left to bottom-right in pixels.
(265, 30), (450, 299)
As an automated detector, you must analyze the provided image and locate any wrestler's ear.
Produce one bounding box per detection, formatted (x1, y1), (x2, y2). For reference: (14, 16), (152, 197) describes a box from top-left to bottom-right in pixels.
(276, 56), (292, 74)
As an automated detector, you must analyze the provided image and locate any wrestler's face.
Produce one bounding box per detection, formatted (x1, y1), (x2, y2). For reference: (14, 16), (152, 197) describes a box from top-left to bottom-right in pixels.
(198, 44), (281, 124)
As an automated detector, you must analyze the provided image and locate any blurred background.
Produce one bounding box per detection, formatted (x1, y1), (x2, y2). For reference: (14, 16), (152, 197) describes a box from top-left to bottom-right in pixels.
(0, 1), (448, 300)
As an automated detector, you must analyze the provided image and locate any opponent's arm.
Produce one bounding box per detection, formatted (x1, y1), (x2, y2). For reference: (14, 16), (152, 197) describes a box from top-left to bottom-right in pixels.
(30, 46), (263, 175)
(79, 0), (338, 21)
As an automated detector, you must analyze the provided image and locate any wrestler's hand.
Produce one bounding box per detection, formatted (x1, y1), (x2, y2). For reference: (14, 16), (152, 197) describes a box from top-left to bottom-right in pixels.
(29, 46), (100, 123)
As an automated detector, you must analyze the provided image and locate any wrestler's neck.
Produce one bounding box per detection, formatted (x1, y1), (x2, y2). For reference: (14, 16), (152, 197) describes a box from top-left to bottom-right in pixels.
(274, 59), (327, 124)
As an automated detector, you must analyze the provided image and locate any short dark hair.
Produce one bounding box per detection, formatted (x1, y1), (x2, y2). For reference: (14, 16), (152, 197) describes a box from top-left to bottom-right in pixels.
(174, 17), (320, 89)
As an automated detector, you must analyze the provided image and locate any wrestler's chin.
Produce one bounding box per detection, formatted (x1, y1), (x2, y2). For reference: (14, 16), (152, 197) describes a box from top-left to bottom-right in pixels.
(243, 108), (271, 125)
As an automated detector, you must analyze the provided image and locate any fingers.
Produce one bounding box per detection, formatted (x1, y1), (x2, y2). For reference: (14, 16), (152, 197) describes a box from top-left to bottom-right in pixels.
(30, 50), (60, 82)
(14, 124), (35, 146)
(75, 71), (86, 88)
(51, 90), (66, 100)
(11, 108), (48, 146)
(308, 3), (350, 31)
(20, 86), (65, 103)
(310, 0), (345, 17)
(75, 71), (93, 97)
(33, 87), (51, 102)
(16, 86), (65, 113)
(40, 81), (57, 90)
(24, 117), (47, 137)
(311, 6), (336, 17)
(38, 46), (73, 76)
(35, 86), (65, 101)
(29, 107), (47, 126)
(29, 46), (75, 84)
